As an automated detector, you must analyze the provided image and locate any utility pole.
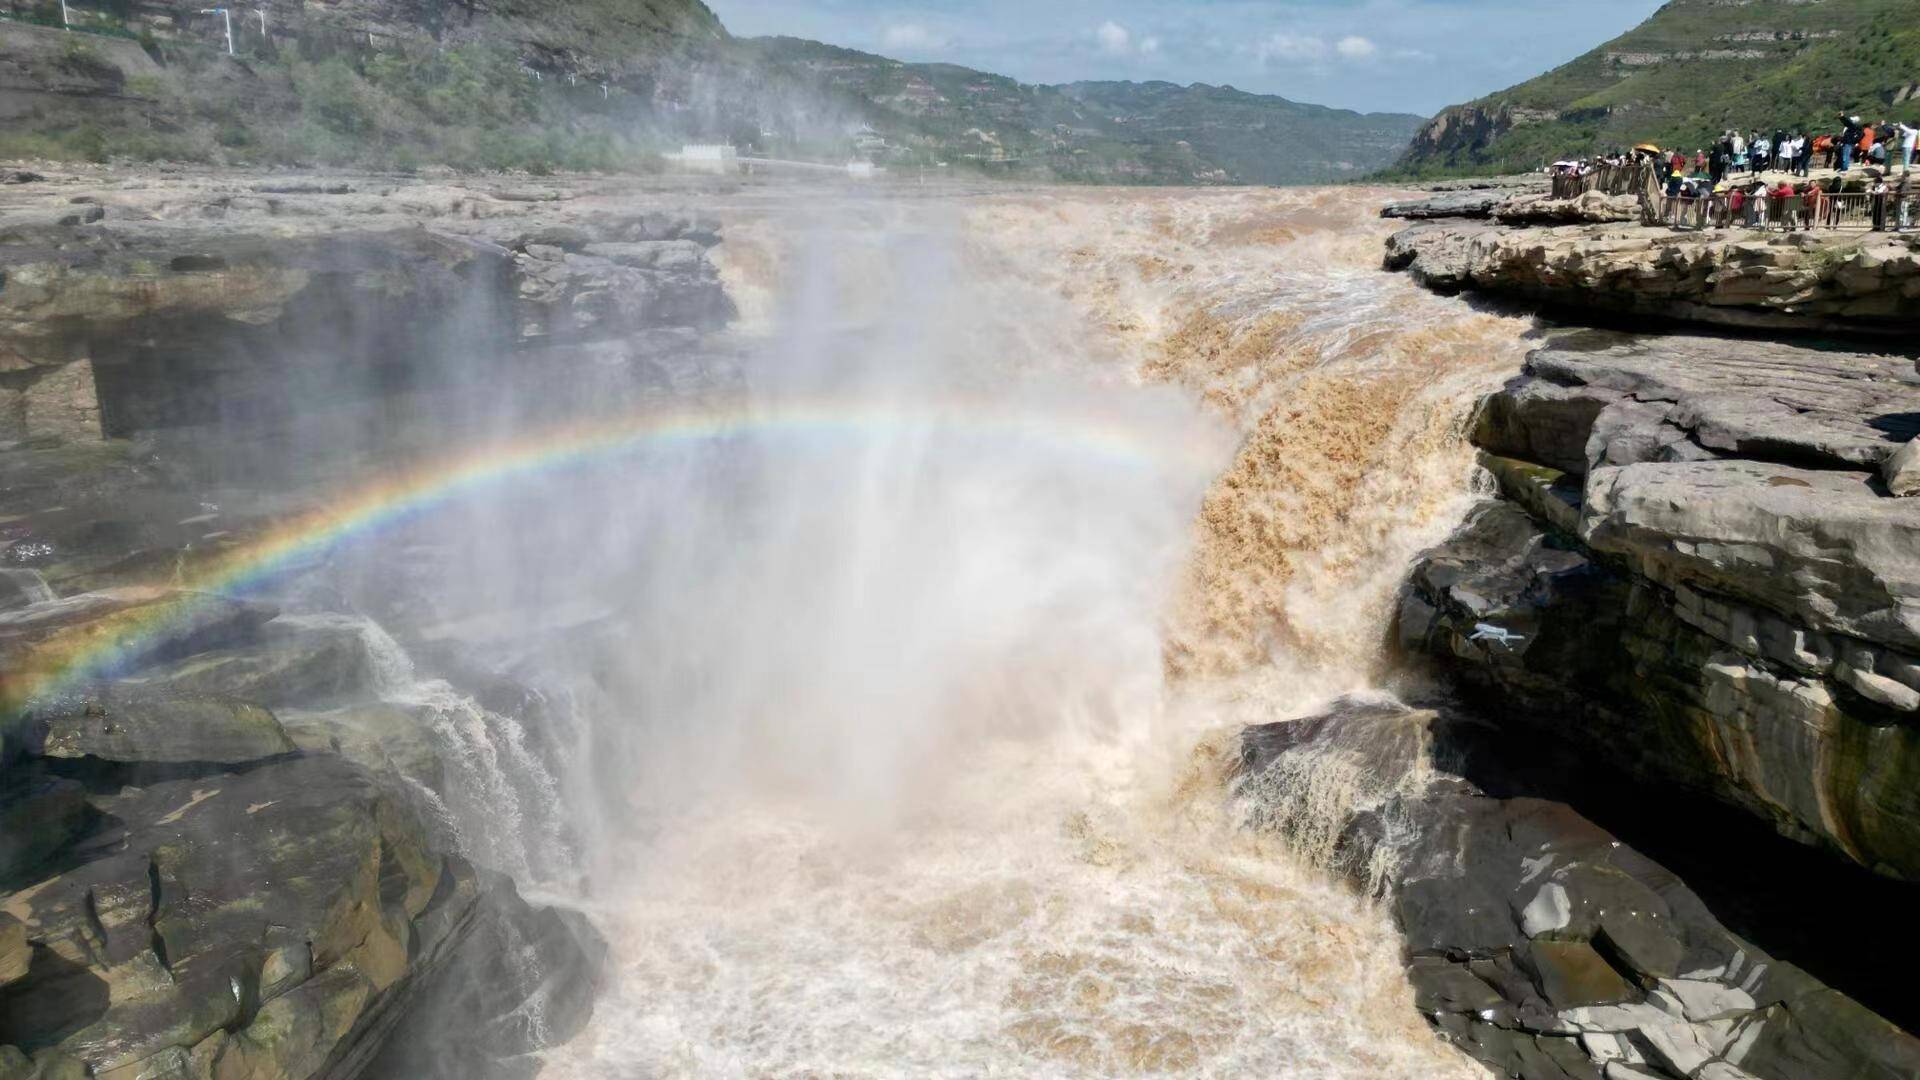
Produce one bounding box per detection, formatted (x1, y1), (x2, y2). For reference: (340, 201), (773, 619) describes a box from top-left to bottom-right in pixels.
(200, 7), (233, 55)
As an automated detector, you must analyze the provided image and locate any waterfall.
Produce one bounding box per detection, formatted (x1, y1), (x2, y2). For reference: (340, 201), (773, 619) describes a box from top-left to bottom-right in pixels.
(283, 610), (576, 890)
(525, 187), (1533, 1077)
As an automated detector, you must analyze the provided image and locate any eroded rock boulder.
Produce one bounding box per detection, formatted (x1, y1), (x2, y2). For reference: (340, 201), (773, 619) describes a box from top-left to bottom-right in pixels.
(1238, 699), (1920, 1080)
(22, 687), (294, 767)
(1494, 191), (1640, 226)
(1386, 222), (1920, 334)
(356, 873), (608, 1080)
(120, 616), (379, 711)
(0, 590), (276, 709)
(0, 755), (440, 1074)
(0, 748), (601, 1080)
(1886, 439), (1920, 498)
(1478, 331), (1920, 475)
(1582, 459), (1920, 655)
(1382, 189), (1529, 220)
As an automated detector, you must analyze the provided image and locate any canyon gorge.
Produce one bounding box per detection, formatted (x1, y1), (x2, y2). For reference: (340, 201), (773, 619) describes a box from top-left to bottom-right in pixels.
(0, 162), (1915, 1080)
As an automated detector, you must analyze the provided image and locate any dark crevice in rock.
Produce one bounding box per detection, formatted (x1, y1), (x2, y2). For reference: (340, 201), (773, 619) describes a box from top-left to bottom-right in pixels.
(1421, 693), (1920, 1034)
(37, 751), (305, 794)
(1384, 312), (1920, 1074)
(1242, 698), (1920, 1079)
(145, 855), (169, 977)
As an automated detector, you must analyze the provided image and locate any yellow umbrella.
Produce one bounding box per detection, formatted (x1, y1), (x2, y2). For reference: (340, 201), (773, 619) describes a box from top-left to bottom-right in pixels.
(1634, 143), (1662, 154)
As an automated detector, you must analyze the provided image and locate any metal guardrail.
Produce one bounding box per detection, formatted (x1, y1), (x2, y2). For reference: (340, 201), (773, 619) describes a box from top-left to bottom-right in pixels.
(1549, 160), (1915, 233)
(1550, 162), (1650, 200)
(1649, 191), (1920, 232)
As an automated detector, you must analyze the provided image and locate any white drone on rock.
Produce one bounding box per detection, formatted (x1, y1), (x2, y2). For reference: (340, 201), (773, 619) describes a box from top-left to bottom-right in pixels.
(1469, 623), (1527, 649)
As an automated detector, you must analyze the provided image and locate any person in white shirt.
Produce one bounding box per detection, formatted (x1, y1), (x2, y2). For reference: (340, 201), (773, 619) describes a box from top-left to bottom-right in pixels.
(1731, 131), (1747, 173)
(1899, 122), (1920, 171)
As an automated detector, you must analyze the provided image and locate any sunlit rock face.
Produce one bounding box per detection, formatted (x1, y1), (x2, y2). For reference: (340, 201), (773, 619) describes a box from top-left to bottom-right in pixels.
(1400, 329), (1920, 882)
(1385, 220), (1920, 336)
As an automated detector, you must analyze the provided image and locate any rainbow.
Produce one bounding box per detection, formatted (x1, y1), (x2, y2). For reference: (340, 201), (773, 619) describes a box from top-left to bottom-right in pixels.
(1, 396), (1220, 712)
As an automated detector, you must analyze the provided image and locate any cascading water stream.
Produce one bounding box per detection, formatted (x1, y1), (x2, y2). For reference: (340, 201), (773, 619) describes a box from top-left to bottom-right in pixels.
(271, 610), (574, 889)
(362, 185), (1540, 1077)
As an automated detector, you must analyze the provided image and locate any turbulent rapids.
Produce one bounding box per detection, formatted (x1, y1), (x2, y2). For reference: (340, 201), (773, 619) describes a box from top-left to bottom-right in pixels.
(483, 186), (1534, 1077)
(0, 181), (1538, 1079)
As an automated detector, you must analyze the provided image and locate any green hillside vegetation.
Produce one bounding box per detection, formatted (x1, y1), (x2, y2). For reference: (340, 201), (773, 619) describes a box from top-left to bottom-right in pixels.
(1058, 81), (1424, 185)
(741, 37), (1425, 185)
(0, 2), (1423, 183)
(0, 0), (738, 170)
(0, 32), (665, 171)
(1392, 0), (1920, 177)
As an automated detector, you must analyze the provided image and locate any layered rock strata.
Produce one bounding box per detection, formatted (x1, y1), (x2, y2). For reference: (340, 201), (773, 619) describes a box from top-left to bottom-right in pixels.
(0, 171), (733, 446)
(1398, 331), (1920, 881)
(1386, 221), (1920, 335)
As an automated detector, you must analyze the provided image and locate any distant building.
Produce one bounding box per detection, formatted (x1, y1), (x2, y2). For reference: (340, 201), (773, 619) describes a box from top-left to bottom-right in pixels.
(671, 144), (739, 174)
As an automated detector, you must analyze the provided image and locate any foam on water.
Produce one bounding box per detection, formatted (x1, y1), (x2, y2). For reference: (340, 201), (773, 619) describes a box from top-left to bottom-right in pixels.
(530, 186), (1533, 1077)
(325, 611), (575, 887)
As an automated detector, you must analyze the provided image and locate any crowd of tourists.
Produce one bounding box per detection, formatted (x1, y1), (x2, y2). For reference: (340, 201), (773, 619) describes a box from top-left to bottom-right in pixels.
(1689, 115), (1919, 182)
(1548, 113), (1920, 232)
(1660, 171), (1914, 232)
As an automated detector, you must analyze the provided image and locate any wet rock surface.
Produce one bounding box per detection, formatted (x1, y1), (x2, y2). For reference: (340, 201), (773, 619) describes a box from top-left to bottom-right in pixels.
(1239, 698), (1920, 1080)
(0, 597), (606, 1080)
(0, 169), (737, 1079)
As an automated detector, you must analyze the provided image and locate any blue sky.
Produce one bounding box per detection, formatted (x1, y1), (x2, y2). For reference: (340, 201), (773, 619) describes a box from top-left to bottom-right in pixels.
(703, 0), (1666, 116)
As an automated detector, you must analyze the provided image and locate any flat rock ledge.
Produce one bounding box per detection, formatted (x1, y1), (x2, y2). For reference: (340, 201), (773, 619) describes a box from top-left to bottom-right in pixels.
(0, 174), (736, 448)
(1239, 698), (1920, 1080)
(1385, 221), (1920, 336)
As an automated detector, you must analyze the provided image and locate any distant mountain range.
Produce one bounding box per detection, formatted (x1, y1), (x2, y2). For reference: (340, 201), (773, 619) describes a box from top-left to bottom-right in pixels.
(734, 37), (1425, 185)
(0, 0), (1422, 183)
(1391, 0), (1920, 177)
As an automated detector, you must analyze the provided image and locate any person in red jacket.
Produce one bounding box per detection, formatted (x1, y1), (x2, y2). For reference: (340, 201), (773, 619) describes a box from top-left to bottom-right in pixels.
(1772, 180), (1799, 230)
(1802, 180), (1826, 231)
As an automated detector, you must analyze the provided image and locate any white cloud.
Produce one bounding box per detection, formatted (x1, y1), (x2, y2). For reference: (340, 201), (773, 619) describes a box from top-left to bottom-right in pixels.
(1335, 35), (1378, 60)
(1139, 35), (1161, 56)
(1254, 32), (1329, 64)
(881, 23), (937, 50)
(1096, 20), (1132, 56)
